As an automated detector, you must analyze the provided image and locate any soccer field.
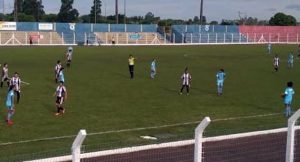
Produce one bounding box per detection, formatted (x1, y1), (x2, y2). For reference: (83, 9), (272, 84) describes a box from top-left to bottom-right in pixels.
(0, 45), (298, 161)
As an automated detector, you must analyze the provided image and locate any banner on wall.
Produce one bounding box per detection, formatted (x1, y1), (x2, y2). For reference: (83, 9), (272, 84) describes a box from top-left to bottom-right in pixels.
(0, 22), (17, 30)
(39, 23), (53, 30)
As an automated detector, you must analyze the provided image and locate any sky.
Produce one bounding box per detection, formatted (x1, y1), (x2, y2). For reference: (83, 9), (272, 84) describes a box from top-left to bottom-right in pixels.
(2, 0), (300, 22)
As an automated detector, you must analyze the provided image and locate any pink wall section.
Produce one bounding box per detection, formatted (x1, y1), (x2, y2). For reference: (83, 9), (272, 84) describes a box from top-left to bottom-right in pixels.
(239, 26), (300, 42)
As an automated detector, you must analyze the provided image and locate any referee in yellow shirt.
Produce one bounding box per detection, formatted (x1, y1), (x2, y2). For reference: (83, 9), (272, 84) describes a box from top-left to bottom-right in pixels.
(128, 55), (135, 79)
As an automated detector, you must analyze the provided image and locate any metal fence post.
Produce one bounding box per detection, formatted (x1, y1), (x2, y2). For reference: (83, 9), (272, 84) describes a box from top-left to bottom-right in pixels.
(38, 32), (40, 45)
(72, 129), (87, 162)
(105, 32), (108, 44)
(25, 32), (28, 45)
(286, 109), (300, 162)
(247, 33), (249, 43)
(73, 32), (76, 45)
(194, 117), (211, 162)
(173, 33), (175, 44)
(62, 32), (64, 45)
(207, 33), (209, 43)
(50, 32), (52, 45)
(199, 33), (201, 43)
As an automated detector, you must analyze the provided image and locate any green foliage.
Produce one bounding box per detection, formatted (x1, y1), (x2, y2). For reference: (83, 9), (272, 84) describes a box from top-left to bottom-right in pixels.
(269, 12), (297, 26)
(57, 0), (79, 22)
(89, 0), (102, 23)
(41, 14), (57, 22)
(17, 13), (35, 22)
(78, 15), (91, 23)
(22, 0), (45, 21)
(209, 21), (219, 25)
(142, 12), (160, 24)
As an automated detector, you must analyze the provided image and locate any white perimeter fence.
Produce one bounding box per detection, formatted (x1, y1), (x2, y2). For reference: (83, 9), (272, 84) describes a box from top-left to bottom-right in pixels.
(20, 109), (300, 162)
(0, 32), (300, 46)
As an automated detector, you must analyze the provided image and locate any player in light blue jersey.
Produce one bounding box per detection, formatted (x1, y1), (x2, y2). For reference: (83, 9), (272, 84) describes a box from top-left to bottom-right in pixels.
(282, 82), (295, 117)
(216, 69), (226, 96)
(267, 43), (272, 54)
(288, 52), (294, 68)
(6, 85), (16, 125)
(150, 59), (156, 79)
(58, 67), (65, 83)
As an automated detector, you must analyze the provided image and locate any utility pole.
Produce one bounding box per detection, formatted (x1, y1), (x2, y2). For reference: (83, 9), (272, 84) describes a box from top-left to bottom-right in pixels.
(94, 0), (96, 24)
(37, 0), (40, 22)
(14, 0), (17, 22)
(2, 0), (4, 20)
(115, 0), (118, 24)
(124, 0), (126, 24)
(199, 0), (204, 25)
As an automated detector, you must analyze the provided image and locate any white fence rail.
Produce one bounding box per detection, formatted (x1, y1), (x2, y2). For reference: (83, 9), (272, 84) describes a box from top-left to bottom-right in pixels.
(0, 32), (299, 46)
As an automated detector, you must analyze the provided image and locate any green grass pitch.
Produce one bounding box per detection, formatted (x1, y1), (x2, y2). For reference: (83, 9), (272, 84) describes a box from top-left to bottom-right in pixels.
(0, 44), (298, 160)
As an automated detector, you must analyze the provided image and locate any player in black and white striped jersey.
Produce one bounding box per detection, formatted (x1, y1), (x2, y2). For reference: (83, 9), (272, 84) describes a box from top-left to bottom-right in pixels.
(54, 81), (68, 116)
(10, 72), (21, 104)
(273, 55), (280, 72)
(1, 63), (9, 88)
(55, 60), (62, 83)
(180, 68), (192, 95)
(66, 47), (73, 68)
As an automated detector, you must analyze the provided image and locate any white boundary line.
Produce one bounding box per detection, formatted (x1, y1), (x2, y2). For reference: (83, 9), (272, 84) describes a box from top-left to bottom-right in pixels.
(0, 113), (280, 146)
(25, 126), (300, 162)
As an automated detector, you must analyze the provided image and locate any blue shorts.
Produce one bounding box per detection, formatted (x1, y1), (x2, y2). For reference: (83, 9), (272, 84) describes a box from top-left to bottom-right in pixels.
(284, 100), (292, 105)
(217, 81), (224, 86)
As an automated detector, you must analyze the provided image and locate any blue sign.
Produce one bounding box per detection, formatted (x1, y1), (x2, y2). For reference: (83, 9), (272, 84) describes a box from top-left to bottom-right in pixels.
(129, 34), (142, 40)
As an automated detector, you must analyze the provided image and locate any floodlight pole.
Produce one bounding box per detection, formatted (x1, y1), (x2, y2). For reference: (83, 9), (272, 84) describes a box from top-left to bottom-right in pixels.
(94, 0), (96, 24)
(124, 0), (126, 24)
(115, 0), (119, 24)
(37, 0), (41, 22)
(13, 0), (17, 21)
(200, 0), (204, 25)
(2, 0), (5, 16)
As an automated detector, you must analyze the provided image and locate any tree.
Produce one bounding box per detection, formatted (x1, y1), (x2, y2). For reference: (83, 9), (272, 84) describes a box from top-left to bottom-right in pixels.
(13, 0), (23, 13)
(269, 12), (297, 26)
(145, 12), (154, 21)
(89, 0), (102, 23)
(17, 13), (35, 22)
(79, 15), (91, 23)
(143, 12), (160, 24)
(193, 16), (199, 23)
(42, 14), (57, 22)
(22, 0), (45, 21)
(57, 0), (79, 22)
(209, 21), (218, 25)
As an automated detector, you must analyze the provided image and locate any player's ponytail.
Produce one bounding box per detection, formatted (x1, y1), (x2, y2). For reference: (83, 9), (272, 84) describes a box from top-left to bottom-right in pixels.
(8, 85), (15, 92)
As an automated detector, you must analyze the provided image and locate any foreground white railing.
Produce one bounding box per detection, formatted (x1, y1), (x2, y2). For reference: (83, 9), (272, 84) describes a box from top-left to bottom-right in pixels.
(286, 109), (300, 162)
(25, 118), (300, 162)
